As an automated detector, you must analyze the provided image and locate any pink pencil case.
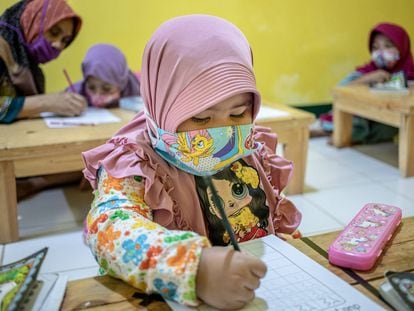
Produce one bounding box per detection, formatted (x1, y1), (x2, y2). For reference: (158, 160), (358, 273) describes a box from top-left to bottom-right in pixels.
(328, 203), (402, 271)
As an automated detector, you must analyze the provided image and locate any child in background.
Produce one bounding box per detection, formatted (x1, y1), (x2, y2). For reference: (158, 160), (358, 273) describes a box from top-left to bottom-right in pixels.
(324, 22), (414, 143)
(342, 22), (414, 86)
(82, 15), (301, 310)
(69, 43), (141, 109)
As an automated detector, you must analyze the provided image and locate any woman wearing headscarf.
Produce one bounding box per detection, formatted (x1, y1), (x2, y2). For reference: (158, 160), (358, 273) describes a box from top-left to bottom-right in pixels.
(0, 0), (86, 124)
(70, 43), (141, 108)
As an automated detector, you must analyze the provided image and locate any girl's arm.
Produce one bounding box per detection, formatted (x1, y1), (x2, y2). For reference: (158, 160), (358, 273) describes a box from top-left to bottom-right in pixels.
(341, 70), (391, 86)
(17, 93), (87, 118)
(85, 167), (210, 306)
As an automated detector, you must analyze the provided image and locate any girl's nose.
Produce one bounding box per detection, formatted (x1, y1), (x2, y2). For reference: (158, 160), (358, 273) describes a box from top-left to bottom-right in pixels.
(51, 40), (65, 51)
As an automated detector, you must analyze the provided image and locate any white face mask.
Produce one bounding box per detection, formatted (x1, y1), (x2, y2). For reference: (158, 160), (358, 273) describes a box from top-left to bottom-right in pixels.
(371, 49), (400, 69)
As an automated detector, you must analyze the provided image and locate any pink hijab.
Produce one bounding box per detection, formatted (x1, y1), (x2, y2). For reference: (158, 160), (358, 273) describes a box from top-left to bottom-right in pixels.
(357, 22), (414, 80)
(82, 15), (300, 235)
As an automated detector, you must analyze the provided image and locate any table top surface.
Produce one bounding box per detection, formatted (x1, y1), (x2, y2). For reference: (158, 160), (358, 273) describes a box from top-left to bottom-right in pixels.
(61, 216), (413, 310)
(0, 109), (136, 152)
(333, 85), (414, 113)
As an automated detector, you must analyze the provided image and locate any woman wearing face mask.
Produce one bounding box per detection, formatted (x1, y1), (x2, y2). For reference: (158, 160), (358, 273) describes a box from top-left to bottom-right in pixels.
(69, 43), (141, 108)
(0, 0), (86, 124)
(321, 22), (414, 144)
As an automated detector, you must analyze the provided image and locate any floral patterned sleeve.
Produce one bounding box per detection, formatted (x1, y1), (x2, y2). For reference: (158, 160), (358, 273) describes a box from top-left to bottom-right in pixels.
(85, 167), (210, 306)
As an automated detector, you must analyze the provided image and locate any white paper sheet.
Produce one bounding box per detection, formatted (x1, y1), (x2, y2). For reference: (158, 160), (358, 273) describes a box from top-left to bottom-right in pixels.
(256, 106), (290, 120)
(167, 235), (384, 310)
(41, 107), (121, 128)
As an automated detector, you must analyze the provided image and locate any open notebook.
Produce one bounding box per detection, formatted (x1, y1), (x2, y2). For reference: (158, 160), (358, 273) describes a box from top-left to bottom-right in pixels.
(41, 107), (121, 128)
(168, 235), (384, 310)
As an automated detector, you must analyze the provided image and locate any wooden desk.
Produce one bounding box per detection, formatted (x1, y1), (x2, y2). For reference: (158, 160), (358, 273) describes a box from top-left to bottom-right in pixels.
(61, 217), (413, 310)
(0, 109), (136, 244)
(257, 103), (315, 195)
(332, 85), (414, 177)
(0, 105), (313, 244)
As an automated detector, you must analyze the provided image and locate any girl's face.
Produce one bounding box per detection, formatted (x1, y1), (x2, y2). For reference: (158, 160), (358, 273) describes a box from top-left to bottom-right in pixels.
(44, 18), (74, 51)
(177, 93), (253, 131)
(85, 76), (119, 95)
(372, 34), (398, 54)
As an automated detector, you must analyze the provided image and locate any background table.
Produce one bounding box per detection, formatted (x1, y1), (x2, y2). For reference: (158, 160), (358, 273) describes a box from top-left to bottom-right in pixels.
(0, 109), (136, 243)
(332, 85), (414, 177)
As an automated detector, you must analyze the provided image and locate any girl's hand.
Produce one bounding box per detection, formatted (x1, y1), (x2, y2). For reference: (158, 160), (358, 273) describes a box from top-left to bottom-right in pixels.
(361, 70), (391, 84)
(44, 92), (87, 116)
(196, 246), (267, 310)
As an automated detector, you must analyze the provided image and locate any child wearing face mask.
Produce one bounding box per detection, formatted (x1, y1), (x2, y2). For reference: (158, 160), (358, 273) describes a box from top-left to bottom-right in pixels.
(69, 43), (141, 108)
(322, 22), (414, 143)
(342, 22), (414, 86)
(82, 15), (301, 310)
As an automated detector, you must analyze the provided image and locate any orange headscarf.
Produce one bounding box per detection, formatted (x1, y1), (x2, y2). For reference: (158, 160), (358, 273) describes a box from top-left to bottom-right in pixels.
(20, 0), (82, 44)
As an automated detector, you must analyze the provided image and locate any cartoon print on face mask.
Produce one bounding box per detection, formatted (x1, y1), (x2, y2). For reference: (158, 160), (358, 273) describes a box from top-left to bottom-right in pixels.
(175, 130), (214, 166)
(153, 123), (258, 176)
(195, 159), (269, 246)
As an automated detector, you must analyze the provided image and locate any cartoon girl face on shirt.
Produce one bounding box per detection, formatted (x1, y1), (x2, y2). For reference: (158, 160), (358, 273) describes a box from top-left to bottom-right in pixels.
(206, 178), (252, 218)
(195, 159), (269, 246)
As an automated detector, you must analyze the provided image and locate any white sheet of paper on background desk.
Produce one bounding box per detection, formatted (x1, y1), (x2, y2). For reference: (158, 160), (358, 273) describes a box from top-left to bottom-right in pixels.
(167, 235), (384, 311)
(256, 106), (290, 120)
(41, 107), (121, 128)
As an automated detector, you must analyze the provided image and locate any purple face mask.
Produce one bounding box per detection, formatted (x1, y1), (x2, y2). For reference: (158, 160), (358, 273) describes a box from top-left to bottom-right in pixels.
(27, 34), (61, 64)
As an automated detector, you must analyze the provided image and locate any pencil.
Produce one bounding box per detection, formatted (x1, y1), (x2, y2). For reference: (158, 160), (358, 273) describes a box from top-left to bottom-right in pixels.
(203, 176), (240, 251)
(63, 69), (76, 93)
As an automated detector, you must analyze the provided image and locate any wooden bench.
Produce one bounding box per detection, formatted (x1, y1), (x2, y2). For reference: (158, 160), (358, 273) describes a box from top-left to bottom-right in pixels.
(332, 85), (414, 177)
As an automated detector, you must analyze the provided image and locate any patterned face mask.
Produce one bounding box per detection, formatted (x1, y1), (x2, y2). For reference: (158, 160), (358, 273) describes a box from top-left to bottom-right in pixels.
(148, 121), (260, 176)
(371, 49), (400, 69)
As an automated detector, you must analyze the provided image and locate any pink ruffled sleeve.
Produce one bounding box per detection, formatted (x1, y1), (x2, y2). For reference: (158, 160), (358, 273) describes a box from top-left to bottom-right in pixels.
(253, 126), (302, 234)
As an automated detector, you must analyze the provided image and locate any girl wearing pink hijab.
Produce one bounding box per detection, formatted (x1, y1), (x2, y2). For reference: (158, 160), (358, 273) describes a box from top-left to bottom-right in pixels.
(82, 15), (301, 309)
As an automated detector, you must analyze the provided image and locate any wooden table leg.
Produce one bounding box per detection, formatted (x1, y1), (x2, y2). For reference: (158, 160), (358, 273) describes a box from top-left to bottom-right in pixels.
(284, 127), (309, 195)
(399, 114), (414, 177)
(333, 105), (353, 147)
(0, 161), (19, 243)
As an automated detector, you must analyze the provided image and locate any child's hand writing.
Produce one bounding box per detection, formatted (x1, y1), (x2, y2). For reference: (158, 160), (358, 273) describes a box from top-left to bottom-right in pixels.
(196, 246), (267, 310)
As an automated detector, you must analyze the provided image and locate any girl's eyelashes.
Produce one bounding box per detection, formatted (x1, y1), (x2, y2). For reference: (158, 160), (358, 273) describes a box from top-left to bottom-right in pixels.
(230, 111), (246, 118)
(191, 117), (210, 124)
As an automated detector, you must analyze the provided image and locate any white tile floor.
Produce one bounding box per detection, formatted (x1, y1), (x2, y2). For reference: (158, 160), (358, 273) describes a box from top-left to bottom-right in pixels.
(1, 136), (413, 282)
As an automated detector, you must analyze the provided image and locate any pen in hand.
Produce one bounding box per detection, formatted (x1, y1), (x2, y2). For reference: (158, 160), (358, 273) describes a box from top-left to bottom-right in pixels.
(63, 68), (76, 93)
(203, 176), (240, 251)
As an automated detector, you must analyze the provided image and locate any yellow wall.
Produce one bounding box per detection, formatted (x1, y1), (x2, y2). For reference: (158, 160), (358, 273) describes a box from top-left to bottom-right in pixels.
(2, 0), (414, 105)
